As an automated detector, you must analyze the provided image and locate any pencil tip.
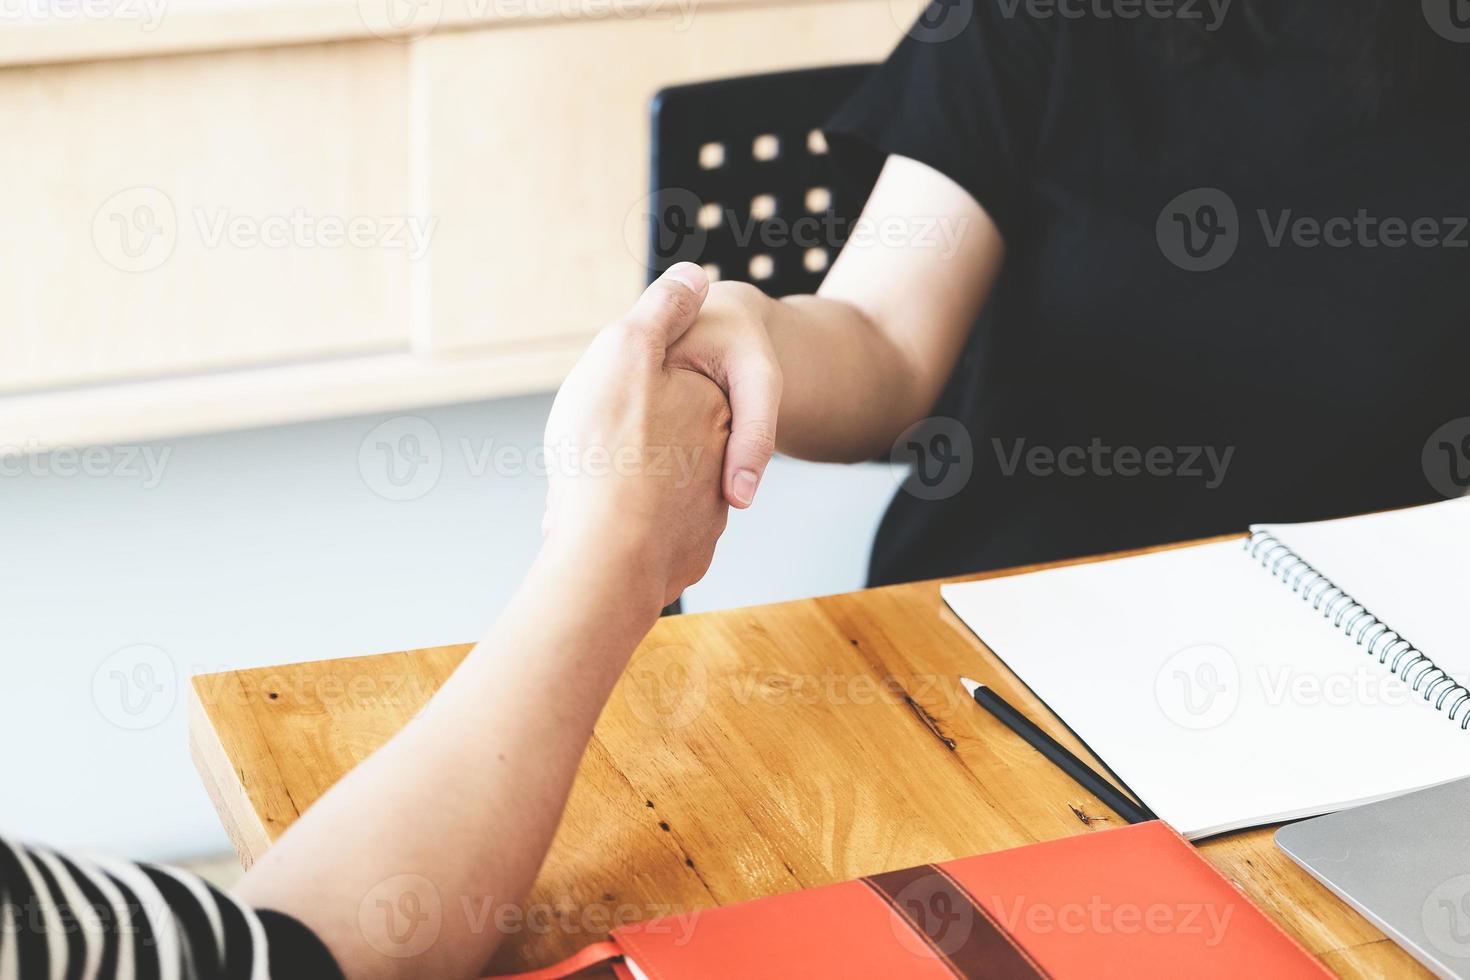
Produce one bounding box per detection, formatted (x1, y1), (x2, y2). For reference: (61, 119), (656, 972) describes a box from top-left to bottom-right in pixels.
(960, 676), (982, 696)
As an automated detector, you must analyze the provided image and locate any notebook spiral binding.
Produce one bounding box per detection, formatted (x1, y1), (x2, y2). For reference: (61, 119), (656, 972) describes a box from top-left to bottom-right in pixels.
(1247, 532), (1470, 729)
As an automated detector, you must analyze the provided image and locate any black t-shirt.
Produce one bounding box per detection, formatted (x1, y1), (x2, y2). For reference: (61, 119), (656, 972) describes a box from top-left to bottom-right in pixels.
(827, 1), (1470, 586)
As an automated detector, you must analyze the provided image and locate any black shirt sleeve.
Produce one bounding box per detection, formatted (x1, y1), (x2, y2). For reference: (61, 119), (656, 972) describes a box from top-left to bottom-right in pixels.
(825, 0), (1058, 239)
(256, 910), (347, 980)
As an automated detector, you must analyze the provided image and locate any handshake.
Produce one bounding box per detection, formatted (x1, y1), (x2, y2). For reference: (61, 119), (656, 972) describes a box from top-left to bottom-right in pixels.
(542, 262), (780, 611)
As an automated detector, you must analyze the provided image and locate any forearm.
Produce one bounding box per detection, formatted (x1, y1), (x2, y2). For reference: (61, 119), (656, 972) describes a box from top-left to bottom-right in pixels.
(235, 534), (664, 980)
(695, 158), (1003, 468)
(757, 290), (937, 462)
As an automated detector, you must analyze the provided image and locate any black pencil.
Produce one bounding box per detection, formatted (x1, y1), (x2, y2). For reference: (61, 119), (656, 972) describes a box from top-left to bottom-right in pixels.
(960, 677), (1156, 825)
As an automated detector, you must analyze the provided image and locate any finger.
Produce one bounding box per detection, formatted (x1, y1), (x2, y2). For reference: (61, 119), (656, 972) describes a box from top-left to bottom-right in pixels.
(623, 263), (709, 352)
(723, 358), (781, 508)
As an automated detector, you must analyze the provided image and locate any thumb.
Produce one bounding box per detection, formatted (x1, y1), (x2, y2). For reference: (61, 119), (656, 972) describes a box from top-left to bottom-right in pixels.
(723, 358), (781, 508)
(625, 262), (709, 351)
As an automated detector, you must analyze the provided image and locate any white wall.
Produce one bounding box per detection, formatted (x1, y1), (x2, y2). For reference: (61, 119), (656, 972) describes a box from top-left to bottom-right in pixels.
(0, 394), (900, 861)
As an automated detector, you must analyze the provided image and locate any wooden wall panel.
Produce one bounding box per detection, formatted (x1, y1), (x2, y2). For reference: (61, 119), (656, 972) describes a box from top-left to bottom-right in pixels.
(0, 40), (415, 394)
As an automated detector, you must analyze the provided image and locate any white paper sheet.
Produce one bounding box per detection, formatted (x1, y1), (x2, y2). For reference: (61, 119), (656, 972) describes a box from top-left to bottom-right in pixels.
(941, 504), (1470, 838)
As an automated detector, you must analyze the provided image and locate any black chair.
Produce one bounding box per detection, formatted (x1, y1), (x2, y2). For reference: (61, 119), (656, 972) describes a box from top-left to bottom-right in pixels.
(646, 64), (877, 297)
(647, 65), (875, 617)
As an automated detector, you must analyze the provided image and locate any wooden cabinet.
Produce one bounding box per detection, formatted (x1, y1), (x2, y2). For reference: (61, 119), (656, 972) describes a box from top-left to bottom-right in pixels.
(0, 0), (921, 449)
(0, 42), (414, 395)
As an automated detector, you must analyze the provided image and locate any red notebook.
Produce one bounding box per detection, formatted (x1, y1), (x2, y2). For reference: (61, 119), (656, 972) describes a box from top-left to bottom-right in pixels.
(494, 821), (1328, 979)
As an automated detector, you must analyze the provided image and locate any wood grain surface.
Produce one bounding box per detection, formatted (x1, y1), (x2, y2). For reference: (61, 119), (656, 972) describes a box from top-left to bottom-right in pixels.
(189, 538), (1421, 976)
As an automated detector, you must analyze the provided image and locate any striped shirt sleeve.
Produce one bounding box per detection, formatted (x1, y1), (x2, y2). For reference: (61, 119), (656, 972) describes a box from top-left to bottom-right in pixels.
(0, 836), (344, 980)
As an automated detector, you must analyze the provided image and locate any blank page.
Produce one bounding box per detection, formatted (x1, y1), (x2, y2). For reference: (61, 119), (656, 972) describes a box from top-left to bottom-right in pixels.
(942, 540), (1470, 839)
(1257, 496), (1470, 693)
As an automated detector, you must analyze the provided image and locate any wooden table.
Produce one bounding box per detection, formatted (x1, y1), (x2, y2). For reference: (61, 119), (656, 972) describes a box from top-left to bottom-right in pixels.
(189, 540), (1418, 976)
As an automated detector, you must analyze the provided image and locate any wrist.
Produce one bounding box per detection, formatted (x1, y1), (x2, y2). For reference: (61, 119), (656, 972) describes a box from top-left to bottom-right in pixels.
(707, 279), (775, 332)
(536, 522), (667, 623)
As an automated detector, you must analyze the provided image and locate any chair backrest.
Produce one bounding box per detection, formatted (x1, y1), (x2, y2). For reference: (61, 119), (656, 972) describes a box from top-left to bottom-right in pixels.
(646, 64), (876, 297)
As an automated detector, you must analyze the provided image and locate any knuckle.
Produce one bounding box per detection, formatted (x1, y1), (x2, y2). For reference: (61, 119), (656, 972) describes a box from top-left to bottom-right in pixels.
(602, 317), (659, 355)
(736, 417), (777, 456)
(714, 279), (766, 310)
(752, 358), (784, 397)
(648, 281), (699, 323)
(712, 399), (733, 433)
(601, 317), (638, 343)
(732, 347), (783, 396)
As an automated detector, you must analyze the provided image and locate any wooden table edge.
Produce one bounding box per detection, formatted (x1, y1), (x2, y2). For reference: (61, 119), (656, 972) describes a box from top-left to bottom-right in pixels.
(188, 683), (273, 868)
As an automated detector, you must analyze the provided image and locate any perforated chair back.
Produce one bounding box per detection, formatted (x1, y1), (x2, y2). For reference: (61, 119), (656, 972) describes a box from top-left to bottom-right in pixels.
(646, 64), (876, 295)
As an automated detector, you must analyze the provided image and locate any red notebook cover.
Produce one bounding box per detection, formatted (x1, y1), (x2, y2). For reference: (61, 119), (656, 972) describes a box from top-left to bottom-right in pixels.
(492, 821), (1328, 978)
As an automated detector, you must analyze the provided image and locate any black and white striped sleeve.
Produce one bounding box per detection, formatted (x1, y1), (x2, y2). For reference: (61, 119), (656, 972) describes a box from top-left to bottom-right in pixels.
(0, 836), (344, 980)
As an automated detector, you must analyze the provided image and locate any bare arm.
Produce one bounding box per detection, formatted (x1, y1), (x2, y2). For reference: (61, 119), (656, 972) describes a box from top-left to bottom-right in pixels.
(233, 265), (731, 980)
(667, 154), (1004, 497)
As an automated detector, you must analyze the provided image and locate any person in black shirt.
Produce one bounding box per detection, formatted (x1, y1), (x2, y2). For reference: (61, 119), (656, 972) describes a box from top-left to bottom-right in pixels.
(663, 0), (1470, 584)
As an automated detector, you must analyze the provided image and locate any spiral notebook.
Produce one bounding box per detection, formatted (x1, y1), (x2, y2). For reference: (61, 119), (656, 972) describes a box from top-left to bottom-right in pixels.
(941, 497), (1470, 839)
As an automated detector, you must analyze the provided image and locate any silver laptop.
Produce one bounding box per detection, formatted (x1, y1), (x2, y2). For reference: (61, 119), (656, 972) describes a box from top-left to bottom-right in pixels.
(1276, 778), (1470, 980)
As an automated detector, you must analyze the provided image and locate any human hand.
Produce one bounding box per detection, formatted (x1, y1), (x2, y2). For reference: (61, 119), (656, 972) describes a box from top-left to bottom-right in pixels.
(663, 280), (782, 509)
(543, 263), (732, 607)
